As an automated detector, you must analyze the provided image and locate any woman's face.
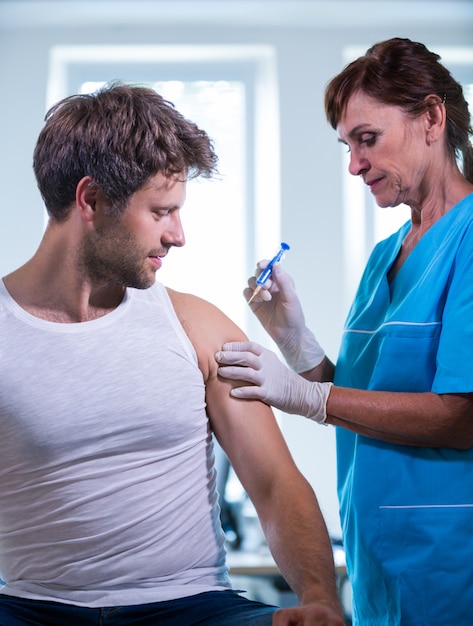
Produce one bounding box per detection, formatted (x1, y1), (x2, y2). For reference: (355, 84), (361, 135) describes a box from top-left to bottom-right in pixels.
(337, 91), (431, 208)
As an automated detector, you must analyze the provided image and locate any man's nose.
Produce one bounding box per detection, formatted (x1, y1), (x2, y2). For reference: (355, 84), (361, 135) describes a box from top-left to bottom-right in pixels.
(163, 212), (185, 248)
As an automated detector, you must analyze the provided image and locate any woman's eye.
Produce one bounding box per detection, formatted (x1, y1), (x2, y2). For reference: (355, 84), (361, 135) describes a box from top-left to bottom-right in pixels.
(360, 134), (376, 147)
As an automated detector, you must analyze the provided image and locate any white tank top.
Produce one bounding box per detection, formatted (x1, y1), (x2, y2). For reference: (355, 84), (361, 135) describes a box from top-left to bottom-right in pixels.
(0, 279), (230, 606)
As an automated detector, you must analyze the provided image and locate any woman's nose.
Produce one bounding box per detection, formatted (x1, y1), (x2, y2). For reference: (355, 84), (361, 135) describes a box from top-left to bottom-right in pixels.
(348, 150), (369, 177)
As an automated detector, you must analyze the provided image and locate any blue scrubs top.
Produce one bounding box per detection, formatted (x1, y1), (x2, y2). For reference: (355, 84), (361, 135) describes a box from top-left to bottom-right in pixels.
(334, 193), (473, 625)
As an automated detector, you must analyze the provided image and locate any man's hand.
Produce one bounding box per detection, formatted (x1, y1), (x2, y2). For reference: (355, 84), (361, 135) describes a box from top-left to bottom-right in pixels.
(272, 603), (345, 625)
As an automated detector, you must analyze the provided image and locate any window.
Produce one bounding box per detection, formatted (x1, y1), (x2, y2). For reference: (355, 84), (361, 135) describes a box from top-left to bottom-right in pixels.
(46, 44), (280, 333)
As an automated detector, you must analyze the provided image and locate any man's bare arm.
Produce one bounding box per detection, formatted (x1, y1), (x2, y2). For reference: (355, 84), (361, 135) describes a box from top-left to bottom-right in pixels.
(169, 289), (344, 622)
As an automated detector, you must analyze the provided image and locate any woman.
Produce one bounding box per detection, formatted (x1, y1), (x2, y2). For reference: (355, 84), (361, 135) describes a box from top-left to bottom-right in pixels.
(216, 38), (473, 625)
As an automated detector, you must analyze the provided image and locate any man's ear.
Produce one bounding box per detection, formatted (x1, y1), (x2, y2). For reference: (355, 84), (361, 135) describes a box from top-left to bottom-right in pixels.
(423, 94), (446, 144)
(75, 176), (101, 223)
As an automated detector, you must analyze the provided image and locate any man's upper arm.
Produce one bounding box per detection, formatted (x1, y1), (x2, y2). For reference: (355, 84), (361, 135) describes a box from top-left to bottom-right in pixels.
(168, 288), (301, 500)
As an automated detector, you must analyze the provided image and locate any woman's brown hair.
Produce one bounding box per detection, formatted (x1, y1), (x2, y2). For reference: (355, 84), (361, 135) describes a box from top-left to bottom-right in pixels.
(324, 38), (473, 182)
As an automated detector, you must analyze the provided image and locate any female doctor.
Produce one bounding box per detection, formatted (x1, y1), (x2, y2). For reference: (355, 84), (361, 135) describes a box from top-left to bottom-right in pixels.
(216, 38), (473, 625)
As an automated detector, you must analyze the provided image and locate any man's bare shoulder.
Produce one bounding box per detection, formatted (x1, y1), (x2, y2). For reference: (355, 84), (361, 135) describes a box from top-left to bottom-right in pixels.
(166, 287), (241, 331)
(166, 287), (216, 314)
(166, 287), (247, 380)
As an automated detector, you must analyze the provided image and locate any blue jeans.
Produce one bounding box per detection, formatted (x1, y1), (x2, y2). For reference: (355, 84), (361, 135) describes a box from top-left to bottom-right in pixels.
(0, 590), (277, 625)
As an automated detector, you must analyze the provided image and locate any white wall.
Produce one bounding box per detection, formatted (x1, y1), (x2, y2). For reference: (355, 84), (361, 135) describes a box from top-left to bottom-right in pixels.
(1, 0), (472, 536)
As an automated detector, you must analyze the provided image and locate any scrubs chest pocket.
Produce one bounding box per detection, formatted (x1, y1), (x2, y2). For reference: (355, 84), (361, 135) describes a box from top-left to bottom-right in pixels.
(370, 331), (439, 392)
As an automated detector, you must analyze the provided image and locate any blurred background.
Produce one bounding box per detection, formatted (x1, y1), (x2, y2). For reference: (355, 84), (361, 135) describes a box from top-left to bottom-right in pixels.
(1, 0), (472, 619)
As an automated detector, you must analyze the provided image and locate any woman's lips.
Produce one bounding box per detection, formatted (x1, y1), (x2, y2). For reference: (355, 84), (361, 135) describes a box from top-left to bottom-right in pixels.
(366, 177), (384, 193)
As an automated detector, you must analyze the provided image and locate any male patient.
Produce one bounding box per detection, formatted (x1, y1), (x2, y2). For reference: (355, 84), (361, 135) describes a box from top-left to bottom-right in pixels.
(0, 82), (343, 626)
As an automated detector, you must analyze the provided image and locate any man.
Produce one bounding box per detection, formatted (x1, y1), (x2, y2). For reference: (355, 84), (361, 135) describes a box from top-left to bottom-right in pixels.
(0, 82), (343, 625)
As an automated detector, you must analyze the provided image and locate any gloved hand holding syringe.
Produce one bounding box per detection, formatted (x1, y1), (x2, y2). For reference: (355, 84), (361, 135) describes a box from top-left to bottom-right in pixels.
(219, 238), (329, 418)
(244, 239), (325, 372)
(248, 242), (290, 304)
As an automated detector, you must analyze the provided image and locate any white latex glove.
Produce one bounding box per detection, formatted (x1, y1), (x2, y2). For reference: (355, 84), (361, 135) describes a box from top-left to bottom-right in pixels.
(215, 341), (332, 424)
(245, 262), (325, 373)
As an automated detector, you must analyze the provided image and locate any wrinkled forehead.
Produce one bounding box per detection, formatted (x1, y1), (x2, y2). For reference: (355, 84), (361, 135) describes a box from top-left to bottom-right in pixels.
(337, 92), (404, 140)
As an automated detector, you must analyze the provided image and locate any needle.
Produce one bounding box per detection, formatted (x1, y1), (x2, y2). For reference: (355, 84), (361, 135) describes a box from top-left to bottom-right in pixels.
(248, 242), (290, 304)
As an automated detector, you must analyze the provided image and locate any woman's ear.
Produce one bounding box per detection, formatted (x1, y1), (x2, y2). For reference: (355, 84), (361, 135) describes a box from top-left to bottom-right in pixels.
(423, 94), (446, 144)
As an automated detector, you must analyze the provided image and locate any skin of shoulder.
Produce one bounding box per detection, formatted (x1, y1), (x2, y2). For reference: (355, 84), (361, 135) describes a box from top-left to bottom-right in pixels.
(166, 287), (301, 501)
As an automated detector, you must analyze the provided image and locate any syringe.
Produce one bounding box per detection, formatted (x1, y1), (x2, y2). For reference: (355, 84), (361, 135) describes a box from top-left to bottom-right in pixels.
(248, 242), (291, 304)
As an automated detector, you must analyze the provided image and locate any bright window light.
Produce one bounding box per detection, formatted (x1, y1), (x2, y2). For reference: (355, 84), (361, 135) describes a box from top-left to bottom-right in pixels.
(47, 44), (280, 333)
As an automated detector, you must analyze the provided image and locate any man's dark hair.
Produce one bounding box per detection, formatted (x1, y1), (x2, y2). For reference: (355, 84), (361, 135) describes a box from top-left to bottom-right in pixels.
(33, 81), (219, 220)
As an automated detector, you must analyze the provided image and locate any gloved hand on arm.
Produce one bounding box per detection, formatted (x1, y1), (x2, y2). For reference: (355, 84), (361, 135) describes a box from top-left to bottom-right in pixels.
(215, 341), (333, 424)
(246, 262), (325, 373)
